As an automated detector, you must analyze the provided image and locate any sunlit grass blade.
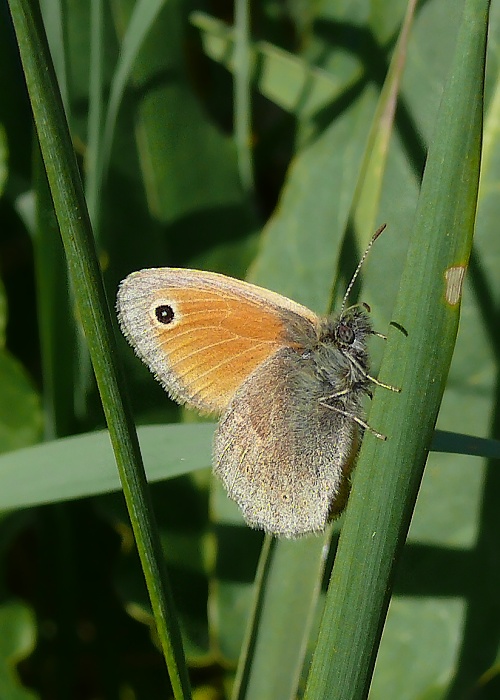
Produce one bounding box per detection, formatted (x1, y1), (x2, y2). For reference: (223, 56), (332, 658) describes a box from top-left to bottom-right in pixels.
(304, 1), (489, 698)
(348, 0), (417, 244)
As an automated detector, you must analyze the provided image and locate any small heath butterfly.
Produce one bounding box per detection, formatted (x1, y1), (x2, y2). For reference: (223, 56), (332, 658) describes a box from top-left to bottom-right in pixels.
(117, 225), (398, 538)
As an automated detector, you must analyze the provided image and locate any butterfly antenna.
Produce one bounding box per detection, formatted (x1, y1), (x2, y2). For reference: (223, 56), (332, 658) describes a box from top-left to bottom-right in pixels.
(340, 223), (387, 314)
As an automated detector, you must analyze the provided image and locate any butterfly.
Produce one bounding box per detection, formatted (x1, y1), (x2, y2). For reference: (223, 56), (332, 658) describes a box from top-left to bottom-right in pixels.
(116, 225), (398, 537)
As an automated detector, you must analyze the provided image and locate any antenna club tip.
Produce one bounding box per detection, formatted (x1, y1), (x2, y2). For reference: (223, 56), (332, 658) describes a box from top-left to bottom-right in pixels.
(373, 223), (387, 242)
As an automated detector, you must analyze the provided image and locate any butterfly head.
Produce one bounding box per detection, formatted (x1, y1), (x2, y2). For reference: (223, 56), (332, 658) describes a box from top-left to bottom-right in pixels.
(312, 305), (372, 391)
(334, 304), (372, 354)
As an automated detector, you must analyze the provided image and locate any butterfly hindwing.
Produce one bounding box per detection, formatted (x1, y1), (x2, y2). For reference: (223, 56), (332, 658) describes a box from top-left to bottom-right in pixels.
(214, 347), (360, 536)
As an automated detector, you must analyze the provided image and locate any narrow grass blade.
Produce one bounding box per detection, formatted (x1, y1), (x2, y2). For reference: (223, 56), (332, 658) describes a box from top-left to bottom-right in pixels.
(304, 1), (489, 698)
(39, 0), (69, 114)
(85, 0), (105, 227)
(85, 0), (167, 233)
(233, 0), (254, 195)
(6, 1), (192, 697)
(232, 534), (329, 700)
(431, 430), (500, 458)
(33, 156), (78, 439)
(349, 0), (417, 242)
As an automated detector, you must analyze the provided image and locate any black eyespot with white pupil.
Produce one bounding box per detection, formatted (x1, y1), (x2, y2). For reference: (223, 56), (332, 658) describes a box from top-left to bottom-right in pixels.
(336, 323), (355, 344)
(155, 304), (175, 324)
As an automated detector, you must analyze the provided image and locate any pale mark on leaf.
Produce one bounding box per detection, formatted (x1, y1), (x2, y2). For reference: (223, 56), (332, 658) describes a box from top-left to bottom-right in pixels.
(444, 265), (466, 305)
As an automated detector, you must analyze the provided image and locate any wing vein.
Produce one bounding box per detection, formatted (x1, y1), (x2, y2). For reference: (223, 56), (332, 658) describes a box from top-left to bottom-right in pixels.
(180, 340), (278, 384)
(162, 333), (279, 370)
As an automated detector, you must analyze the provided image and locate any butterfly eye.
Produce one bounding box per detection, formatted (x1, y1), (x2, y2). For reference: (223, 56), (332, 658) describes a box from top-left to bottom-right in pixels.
(336, 323), (355, 345)
(155, 304), (175, 325)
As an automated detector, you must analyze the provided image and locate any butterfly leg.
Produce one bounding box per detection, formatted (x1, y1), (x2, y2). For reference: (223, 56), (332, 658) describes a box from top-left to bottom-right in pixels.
(368, 329), (402, 391)
(367, 374), (400, 392)
(318, 399), (386, 440)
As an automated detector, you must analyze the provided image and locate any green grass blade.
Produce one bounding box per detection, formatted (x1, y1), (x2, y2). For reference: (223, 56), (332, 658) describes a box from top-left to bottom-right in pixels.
(85, 0), (105, 228)
(0, 421), (494, 512)
(232, 534), (329, 700)
(85, 0), (167, 233)
(32, 156), (78, 439)
(39, 0), (69, 115)
(5, 1), (192, 697)
(0, 423), (213, 510)
(233, 0), (254, 195)
(304, 1), (489, 698)
(431, 430), (500, 458)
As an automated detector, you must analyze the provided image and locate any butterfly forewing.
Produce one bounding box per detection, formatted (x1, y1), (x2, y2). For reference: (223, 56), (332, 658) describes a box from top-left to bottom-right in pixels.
(117, 268), (317, 414)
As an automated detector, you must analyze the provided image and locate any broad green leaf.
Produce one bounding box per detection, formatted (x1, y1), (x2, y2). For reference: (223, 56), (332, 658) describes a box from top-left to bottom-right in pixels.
(372, 597), (464, 700)
(248, 90), (377, 312)
(0, 424), (213, 510)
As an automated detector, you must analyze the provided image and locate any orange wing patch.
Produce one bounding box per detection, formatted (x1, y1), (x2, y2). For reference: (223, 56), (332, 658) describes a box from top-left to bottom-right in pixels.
(151, 287), (287, 412)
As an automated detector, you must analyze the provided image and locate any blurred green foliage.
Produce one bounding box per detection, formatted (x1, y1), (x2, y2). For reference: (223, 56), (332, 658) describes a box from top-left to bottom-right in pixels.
(0, 0), (498, 698)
